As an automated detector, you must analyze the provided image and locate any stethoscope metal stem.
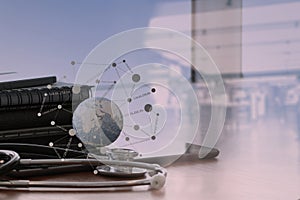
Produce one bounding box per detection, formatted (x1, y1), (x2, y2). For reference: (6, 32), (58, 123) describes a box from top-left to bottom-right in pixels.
(0, 178), (150, 188)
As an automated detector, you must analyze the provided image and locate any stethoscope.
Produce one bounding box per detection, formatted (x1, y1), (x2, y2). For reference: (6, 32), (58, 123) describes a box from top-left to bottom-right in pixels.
(0, 144), (167, 192)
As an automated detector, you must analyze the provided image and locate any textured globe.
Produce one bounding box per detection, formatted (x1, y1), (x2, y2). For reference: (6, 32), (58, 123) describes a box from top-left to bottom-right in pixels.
(72, 97), (123, 154)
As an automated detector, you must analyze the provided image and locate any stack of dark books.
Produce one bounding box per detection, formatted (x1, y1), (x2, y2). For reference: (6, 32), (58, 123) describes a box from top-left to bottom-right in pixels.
(0, 76), (90, 158)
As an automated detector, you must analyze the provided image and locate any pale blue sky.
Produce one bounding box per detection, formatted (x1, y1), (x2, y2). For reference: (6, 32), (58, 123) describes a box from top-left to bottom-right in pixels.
(0, 0), (190, 82)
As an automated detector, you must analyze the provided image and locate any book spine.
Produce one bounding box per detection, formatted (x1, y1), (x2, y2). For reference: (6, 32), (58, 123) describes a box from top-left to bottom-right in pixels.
(0, 125), (72, 140)
(0, 105), (73, 131)
(0, 86), (90, 107)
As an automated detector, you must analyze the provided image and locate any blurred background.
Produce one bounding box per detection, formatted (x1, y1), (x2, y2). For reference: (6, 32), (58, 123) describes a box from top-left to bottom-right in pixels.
(1, 0), (300, 135)
(1, 0), (300, 198)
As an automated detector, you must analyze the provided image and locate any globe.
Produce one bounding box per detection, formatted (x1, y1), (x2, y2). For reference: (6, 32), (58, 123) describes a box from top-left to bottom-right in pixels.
(72, 97), (123, 154)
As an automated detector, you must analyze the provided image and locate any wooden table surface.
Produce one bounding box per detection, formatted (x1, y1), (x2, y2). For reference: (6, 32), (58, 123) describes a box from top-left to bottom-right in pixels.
(1, 116), (299, 200)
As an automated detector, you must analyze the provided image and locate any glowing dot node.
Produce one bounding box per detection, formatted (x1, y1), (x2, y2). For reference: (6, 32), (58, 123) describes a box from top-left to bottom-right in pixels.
(78, 143), (83, 148)
(44, 93), (48, 97)
(133, 125), (140, 130)
(93, 170), (98, 175)
(69, 129), (76, 136)
(47, 84), (52, 89)
(132, 74), (140, 83)
(58, 105), (62, 109)
(144, 104), (152, 112)
(72, 85), (81, 94)
(37, 113), (42, 117)
(49, 142), (53, 147)
(50, 121), (55, 126)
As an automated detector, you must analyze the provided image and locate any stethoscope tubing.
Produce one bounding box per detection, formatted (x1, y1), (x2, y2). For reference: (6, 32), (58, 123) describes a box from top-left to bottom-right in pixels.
(0, 150), (20, 175)
(0, 177), (156, 190)
(0, 150), (167, 191)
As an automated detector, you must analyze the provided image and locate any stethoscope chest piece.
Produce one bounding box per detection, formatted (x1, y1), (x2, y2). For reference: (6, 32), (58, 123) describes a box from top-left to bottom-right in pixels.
(96, 148), (146, 178)
(96, 165), (147, 178)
